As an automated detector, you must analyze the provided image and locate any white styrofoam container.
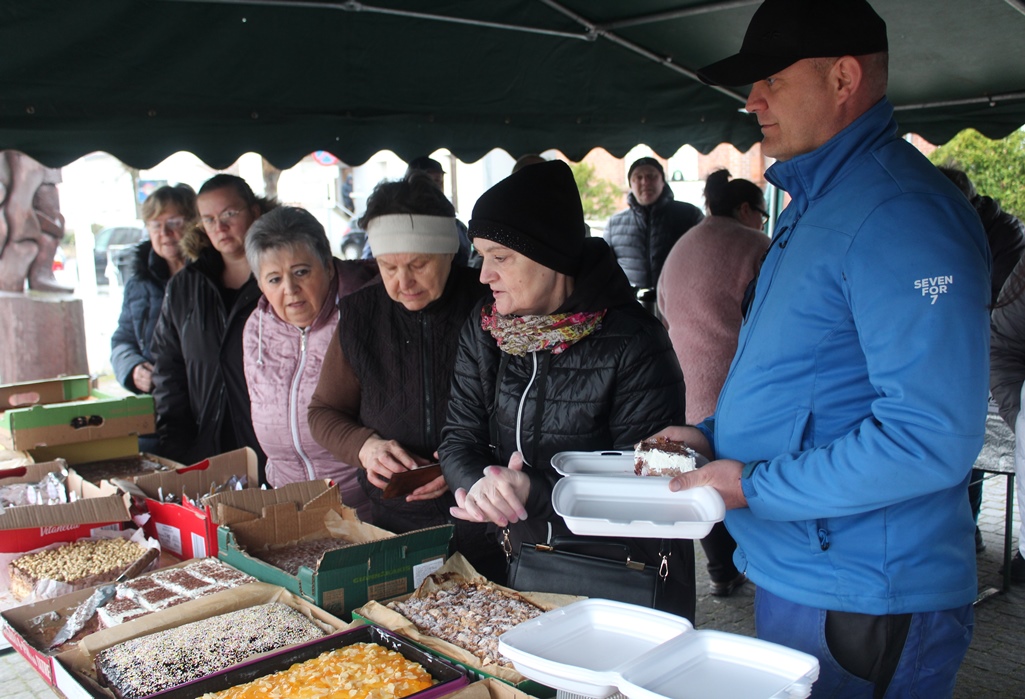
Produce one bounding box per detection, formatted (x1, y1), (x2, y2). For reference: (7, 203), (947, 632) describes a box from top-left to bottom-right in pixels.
(498, 599), (693, 698)
(552, 475), (725, 539)
(500, 600), (818, 699)
(618, 630), (818, 699)
(551, 450), (708, 477)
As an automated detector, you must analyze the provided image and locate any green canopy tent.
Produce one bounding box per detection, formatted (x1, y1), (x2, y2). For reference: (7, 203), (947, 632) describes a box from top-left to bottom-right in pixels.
(1, 0), (1024, 169)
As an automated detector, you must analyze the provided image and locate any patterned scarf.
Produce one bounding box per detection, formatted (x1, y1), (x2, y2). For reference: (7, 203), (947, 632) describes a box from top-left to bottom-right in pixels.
(481, 304), (606, 356)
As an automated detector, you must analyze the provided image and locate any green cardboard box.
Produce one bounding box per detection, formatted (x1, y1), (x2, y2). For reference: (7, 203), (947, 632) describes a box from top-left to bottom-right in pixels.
(0, 376), (154, 453)
(215, 480), (452, 618)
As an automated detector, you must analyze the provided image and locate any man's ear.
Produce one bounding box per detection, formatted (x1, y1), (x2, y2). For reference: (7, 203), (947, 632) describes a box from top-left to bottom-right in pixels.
(832, 55), (863, 106)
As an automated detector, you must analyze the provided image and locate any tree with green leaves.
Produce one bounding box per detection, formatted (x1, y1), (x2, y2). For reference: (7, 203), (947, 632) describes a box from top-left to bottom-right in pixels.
(927, 128), (1025, 219)
(569, 162), (619, 220)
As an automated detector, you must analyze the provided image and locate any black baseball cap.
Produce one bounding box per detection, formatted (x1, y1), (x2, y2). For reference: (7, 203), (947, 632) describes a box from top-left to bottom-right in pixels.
(697, 0), (888, 87)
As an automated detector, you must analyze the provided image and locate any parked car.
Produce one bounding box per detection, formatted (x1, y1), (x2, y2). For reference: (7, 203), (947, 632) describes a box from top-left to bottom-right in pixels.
(339, 220), (366, 260)
(94, 224), (145, 285)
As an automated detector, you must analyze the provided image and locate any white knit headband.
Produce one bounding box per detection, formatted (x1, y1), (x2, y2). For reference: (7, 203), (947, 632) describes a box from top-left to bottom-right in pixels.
(365, 213), (459, 256)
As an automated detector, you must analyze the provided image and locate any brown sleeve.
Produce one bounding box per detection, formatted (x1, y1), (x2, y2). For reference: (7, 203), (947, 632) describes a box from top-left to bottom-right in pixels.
(308, 323), (376, 468)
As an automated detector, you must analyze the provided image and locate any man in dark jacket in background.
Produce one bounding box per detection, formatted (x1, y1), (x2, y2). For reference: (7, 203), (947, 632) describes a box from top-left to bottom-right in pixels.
(939, 165), (1025, 551)
(605, 156), (703, 291)
(938, 166), (1025, 306)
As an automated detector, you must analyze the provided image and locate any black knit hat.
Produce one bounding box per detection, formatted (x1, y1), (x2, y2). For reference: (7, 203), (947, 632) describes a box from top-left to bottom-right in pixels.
(469, 160), (586, 276)
(628, 156), (665, 182)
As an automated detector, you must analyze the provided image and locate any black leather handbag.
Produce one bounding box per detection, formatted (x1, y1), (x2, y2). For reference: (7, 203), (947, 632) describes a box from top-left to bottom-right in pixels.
(506, 535), (669, 609)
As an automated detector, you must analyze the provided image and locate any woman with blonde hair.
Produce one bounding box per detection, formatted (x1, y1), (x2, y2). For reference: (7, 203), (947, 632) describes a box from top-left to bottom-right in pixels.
(151, 174), (276, 470)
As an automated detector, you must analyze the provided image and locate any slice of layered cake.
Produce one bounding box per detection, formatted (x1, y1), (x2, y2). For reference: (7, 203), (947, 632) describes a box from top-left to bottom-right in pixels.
(633, 437), (699, 477)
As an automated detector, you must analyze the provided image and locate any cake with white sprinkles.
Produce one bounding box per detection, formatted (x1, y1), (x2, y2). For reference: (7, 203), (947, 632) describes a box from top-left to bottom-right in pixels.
(94, 602), (326, 699)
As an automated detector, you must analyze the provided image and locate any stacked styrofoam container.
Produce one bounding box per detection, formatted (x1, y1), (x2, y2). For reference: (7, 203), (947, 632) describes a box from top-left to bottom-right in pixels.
(500, 599), (819, 699)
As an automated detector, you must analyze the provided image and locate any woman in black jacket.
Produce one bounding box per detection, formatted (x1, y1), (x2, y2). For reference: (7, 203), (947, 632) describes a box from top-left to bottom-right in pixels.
(150, 174), (275, 469)
(439, 161), (694, 619)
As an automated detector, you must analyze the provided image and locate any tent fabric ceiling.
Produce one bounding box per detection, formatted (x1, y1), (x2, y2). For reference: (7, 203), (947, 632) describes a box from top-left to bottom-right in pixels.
(1, 0), (1024, 170)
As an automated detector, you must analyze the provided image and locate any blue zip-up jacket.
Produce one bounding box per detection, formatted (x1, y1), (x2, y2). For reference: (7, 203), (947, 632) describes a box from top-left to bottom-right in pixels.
(701, 99), (991, 614)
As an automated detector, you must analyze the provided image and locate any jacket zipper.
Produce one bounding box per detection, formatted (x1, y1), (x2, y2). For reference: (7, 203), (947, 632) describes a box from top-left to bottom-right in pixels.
(289, 327), (316, 480)
(421, 312), (435, 446)
(515, 352), (540, 467)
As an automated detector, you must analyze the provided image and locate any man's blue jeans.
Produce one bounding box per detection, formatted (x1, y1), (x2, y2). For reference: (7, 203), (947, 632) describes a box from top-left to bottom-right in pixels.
(754, 587), (973, 698)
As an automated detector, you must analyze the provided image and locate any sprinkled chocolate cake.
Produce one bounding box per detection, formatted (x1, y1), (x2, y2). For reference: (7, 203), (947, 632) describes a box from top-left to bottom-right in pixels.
(94, 602), (326, 699)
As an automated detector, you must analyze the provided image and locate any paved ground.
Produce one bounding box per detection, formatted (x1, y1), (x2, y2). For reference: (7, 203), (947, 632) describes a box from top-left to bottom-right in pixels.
(2, 415), (1021, 697)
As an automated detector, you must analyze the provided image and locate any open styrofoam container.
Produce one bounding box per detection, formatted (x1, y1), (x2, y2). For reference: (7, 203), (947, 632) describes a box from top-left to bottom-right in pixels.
(552, 475), (724, 539)
(551, 451), (708, 477)
(499, 600), (818, 699)
(498, 599), (693, 697)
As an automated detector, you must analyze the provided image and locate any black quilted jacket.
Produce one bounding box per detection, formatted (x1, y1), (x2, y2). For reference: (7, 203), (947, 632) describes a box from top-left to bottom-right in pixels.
(150, 246), (264, 467)
(439, 237), (686, 544)
(605, 187), (703, 289)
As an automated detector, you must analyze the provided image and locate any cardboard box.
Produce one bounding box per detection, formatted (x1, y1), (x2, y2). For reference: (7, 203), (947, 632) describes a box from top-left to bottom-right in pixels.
(50, 582), (349, 698)
(215, 480), (452, 618)
(87, 621), (469, 699)
(0, 482), (131, 555)
(0, 556), (255, 689)
(0, 375), (92, 411)
(353, 555), (575, 698)
(29, 434), (142, 467)
(134, 447), (260, 559)
(66, 453), (182, 501)
(446, 678), (542, 699)
(0, 380), (154, 452)
(0, 459), (65, 492)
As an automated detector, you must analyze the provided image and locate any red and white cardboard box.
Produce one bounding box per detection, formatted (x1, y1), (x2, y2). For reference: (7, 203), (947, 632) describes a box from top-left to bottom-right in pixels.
(0, 461), (131, 557)
(0, 555), (244, 689)
(135, 447), (260, 560)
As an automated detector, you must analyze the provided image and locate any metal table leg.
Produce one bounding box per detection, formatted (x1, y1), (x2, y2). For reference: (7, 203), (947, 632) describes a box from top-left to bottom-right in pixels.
(1002, 473), (1015, 593)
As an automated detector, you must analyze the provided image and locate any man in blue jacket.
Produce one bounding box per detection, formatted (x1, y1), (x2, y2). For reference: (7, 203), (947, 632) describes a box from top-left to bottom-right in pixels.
(662, 1), (990, 696)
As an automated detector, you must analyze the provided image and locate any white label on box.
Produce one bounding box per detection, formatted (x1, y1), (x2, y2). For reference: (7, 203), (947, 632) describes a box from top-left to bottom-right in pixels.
(191, 531), (207, 558)
(89, 523), (120, 536)
(412, 556), (445, 588)
(155, 522), (183, 555)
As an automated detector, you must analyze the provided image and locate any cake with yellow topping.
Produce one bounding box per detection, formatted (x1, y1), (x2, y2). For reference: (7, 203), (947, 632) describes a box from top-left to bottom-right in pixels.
(197, 642), (435, 699)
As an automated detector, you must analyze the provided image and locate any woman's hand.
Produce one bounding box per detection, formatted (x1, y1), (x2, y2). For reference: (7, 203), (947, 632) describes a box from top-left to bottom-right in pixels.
(450, 452), (531, 527)
(132, 362), (154, 394)
(358, 435), (428, 489)
(405, 450), (450, 502)
(406, 475), (450, 502)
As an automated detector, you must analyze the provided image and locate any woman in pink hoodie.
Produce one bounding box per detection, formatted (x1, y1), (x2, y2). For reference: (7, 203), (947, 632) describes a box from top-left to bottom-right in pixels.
(242, 206), (376, 520)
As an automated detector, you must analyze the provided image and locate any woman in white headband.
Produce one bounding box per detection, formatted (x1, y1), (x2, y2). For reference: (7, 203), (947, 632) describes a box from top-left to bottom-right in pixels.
(309, 172), (506, 581)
